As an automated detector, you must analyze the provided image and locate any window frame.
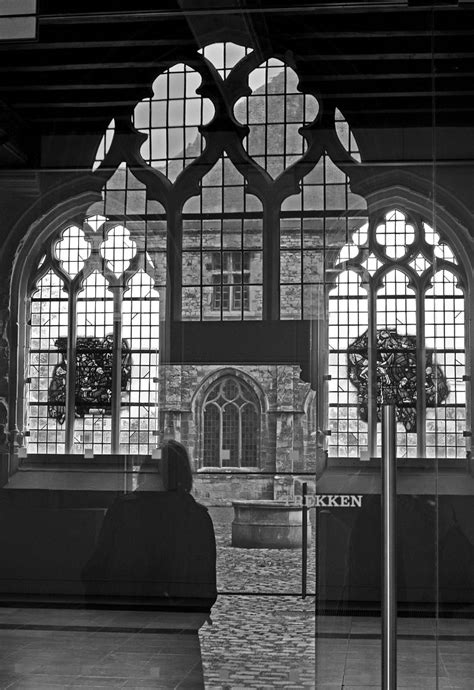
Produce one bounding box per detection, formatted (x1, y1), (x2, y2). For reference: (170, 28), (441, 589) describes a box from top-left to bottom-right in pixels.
(323, 202), (471, 465)
(200, 374), (261, 470)
(15, 209), (163, 457)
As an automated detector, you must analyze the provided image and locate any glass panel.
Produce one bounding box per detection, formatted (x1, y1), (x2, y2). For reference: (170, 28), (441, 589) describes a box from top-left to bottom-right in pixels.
(5, 12), (474, 690)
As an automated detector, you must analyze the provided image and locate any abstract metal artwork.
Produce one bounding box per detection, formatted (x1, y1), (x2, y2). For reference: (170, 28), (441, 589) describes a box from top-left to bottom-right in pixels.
(347, 328), (449, 432)
(48, 336), (132, 424)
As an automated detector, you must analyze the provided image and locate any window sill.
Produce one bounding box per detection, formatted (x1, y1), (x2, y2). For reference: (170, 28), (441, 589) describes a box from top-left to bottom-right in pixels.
(198, 466), (261, 473)
(326, 455), (469, 471)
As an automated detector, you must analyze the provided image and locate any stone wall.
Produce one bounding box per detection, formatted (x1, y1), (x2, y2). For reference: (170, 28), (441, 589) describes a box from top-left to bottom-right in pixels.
(158, 362), (319, 504)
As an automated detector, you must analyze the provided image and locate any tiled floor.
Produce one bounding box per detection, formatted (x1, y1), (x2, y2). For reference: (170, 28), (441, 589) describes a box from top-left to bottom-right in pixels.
(314, 615), (474, 689)
(0, 605), (473, 688)
(0, 607), (207, 689)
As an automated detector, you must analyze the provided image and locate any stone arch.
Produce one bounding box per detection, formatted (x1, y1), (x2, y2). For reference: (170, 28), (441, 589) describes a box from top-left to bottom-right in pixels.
(191, 366), (267, 417)
(192, 367), (268, 470)
(7, 191), (100, 456)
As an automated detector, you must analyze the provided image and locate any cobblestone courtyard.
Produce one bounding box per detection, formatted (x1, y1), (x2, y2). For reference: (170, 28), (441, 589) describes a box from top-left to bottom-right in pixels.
(199, 507), (317, 688)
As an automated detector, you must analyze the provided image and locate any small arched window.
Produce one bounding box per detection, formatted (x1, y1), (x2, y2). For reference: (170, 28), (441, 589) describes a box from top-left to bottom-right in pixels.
(202, 377), (259, 467)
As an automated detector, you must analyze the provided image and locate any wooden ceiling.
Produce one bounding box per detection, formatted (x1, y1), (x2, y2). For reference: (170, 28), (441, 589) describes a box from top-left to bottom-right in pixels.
(0, 1), (473, 146)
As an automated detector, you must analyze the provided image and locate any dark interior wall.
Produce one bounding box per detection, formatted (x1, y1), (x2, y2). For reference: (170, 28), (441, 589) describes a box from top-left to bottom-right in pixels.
(317, 494), (474, 609)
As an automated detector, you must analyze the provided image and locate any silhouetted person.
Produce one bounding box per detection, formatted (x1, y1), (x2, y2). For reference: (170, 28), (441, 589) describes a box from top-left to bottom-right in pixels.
(82, 441), (217, 611)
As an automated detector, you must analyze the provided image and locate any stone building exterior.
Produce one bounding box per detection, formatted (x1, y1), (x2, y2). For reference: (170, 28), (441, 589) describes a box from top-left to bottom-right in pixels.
(159, 363), (317, 504)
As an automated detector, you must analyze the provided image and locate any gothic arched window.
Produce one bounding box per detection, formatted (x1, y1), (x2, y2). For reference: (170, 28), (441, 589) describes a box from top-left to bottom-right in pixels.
(327, 209), (467, 460)
(25, 211), (162, 455)
(19, 41), (470, 463)
(94, 41), (364, 326)
(202, 377), (259, 468)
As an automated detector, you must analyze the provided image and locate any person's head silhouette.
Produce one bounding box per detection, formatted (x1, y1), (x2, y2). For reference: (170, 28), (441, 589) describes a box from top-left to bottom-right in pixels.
(161, 440), (193, 493)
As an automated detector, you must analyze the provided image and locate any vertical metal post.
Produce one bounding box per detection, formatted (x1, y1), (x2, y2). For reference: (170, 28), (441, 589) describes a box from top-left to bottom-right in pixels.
(382, 404), (397, 690)
(301, 481), (308, 599)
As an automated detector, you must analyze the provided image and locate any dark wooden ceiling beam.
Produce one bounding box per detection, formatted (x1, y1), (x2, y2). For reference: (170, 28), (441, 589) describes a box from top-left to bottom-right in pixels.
(300, 53), (474, 61)
(35, 4), (474, 23)
(0, 39), (195, 52)
(16, 101), (139, 109)
(0, 62), (171, 73)
(1, 83), (150, 92)
(1, 54), (473, 75)
(2, 29), (472, 50)
(9, 90), (474, 107)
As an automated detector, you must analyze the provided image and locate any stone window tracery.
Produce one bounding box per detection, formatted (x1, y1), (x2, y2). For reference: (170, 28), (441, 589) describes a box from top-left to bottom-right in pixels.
(328, 209), (467, 459)
(202, 376), (259, 468)
(25, 213), (161, 455)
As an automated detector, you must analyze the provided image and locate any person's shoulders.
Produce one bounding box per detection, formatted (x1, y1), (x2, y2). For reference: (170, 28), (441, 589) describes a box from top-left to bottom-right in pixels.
(184, 494), (210, 513)
(115, 491), (211, 518)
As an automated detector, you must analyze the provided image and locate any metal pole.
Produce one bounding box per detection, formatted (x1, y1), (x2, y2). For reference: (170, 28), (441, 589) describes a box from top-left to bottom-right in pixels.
(382, 404), (397, 690)
(302, 481), (308, 599)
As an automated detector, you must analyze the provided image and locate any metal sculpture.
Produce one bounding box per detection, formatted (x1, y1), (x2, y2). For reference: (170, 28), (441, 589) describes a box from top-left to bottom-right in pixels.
(347, 328), (449, 432)
(48, 335), (132, 423)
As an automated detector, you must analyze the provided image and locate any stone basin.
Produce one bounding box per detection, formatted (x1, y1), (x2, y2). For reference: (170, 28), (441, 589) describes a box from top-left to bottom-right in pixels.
(231, 499), (312, 549)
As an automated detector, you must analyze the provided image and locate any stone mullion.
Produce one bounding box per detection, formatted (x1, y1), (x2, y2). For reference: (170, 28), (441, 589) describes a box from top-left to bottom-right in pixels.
(416, 284), (426, 457)
(166, 200), (182, 342)
(367, 282), (378, 458)
(110, 287), (123, 455)
(263, 190), (281, 320)
(65, 281), (77, 454)
(237, 404), (241, 467)
(219, 405), (223, 468)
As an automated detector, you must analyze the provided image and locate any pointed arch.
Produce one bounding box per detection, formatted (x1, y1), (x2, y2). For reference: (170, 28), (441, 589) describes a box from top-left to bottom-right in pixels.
(18, 210), (162, 456)
(328, 207), (468, 460)
(201, 373), (261, 468)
